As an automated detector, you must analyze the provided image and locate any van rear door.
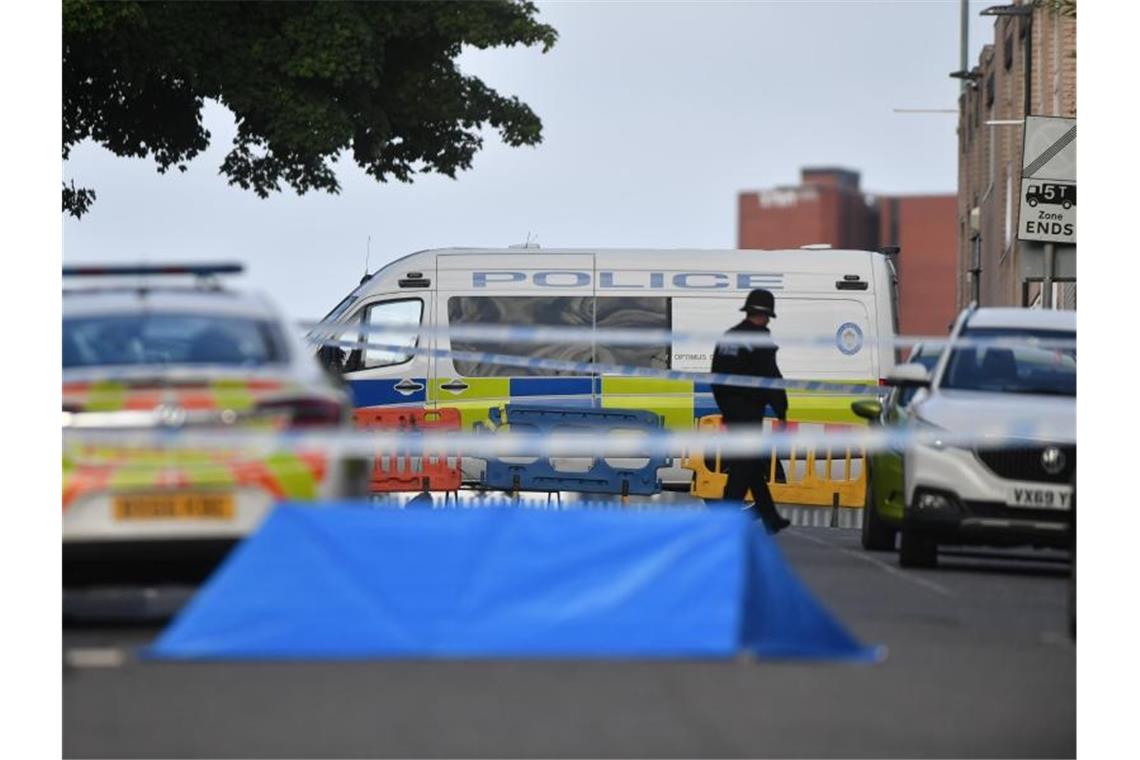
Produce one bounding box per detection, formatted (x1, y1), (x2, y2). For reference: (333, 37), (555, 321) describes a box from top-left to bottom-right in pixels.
(672, 295), (875, 424)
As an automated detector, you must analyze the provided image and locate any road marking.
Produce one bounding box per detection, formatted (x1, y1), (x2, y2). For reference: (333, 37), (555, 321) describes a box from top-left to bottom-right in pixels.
(65, 647), (128, 669)
(787, 529), (956, 598)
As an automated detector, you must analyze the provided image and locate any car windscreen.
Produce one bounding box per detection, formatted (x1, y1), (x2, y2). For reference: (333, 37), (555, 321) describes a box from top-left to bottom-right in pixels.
(63, 313), (288, 369)
(940, 327), (1075, 397)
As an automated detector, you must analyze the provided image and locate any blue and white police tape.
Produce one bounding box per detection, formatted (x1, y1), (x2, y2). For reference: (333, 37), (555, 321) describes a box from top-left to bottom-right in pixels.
(314, 337), (887, 396)
(300, 319), (1077, 352)
(62, 419), (1076, 461)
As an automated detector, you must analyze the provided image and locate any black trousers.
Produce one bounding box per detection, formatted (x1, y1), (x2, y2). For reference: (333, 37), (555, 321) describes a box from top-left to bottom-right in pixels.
(722, 424), (782, 523)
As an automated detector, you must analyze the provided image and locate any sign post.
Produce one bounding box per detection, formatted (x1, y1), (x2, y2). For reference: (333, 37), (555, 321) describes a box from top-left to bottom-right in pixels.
(1018, 116), (1076, 308)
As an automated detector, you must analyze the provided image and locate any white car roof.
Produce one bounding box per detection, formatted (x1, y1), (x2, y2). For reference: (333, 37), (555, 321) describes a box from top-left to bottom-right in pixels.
(63, 288), (278, 320)
(964, 307), (1075, 332)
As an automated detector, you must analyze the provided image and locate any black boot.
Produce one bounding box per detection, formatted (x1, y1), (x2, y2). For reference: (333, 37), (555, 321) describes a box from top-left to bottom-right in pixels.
(750, 504), (790, 534)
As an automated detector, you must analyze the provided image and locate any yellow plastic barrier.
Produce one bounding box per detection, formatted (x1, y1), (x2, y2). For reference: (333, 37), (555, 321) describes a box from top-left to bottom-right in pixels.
(683, 415), (866, 508)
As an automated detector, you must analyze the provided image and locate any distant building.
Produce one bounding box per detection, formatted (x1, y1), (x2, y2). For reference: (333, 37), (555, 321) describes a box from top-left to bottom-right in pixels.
(738, 167), (957, 336)
(956, 0), (1076, 310)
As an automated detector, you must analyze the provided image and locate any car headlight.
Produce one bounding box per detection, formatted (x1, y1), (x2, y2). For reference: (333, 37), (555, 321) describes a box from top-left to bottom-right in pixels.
(912, 418), (950, 451)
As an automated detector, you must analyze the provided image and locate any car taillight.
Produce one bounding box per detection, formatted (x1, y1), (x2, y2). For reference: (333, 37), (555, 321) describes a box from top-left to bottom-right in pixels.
(256, 397), (345, 428)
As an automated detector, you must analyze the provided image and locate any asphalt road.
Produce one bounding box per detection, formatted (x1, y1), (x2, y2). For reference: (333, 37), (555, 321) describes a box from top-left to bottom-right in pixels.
(63, 527), (1074, 759)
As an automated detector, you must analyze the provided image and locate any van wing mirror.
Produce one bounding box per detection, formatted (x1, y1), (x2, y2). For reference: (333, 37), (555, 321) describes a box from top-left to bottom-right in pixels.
(885, 363), (931, 388)
(851, 399), (883, 422)
(316, 345), (347, 375)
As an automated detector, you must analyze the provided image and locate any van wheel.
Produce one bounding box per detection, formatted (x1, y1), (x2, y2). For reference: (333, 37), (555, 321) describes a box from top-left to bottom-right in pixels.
(860, 471), (896, 551)
(898, 529), (937, 568)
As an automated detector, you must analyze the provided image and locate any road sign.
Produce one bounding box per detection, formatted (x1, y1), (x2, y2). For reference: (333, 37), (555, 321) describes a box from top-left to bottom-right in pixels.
(1019, 116), (1076, 245)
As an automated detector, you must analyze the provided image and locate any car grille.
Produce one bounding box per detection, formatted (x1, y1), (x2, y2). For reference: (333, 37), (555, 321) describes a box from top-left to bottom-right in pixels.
(975, 445), (1075, 484)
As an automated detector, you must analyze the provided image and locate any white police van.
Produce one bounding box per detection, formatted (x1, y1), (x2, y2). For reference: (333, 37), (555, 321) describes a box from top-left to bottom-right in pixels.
(319, 246), (901, 485)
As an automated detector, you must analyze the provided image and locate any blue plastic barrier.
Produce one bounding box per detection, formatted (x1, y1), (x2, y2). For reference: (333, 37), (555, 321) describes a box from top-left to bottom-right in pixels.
(148, 503), (881, 662)
(479, 405), (667, 496)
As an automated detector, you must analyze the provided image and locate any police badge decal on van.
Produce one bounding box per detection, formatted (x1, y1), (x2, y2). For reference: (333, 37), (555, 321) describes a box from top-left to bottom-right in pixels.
(836, 322), (864, 356)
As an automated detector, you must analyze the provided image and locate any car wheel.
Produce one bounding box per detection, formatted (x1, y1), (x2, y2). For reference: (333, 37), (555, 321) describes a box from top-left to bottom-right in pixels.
(898, 529), (937, 568)
(1028, 198), (1038, 207)
(860, 468), (896, 551)
(1062, 200), (1072, 210)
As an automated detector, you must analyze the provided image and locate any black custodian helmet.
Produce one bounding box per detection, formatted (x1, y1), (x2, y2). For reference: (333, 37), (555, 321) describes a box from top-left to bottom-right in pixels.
(740, 288), (777, 317)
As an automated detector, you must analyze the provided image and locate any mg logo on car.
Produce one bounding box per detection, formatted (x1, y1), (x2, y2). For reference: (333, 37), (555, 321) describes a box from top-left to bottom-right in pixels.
(1041, 446), (1066, 475)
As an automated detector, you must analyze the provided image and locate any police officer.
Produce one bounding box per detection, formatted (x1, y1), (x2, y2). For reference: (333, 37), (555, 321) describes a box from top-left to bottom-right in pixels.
(711, 288), (792, 534)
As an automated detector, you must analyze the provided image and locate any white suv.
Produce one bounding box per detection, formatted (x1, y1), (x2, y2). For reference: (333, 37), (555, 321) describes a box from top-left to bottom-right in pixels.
(893, 307), (1075, 568)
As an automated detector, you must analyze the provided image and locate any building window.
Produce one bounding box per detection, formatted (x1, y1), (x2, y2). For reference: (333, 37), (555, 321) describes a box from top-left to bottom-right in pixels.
(1004, 35), (1014, 70)
(986, 73), (995, 109)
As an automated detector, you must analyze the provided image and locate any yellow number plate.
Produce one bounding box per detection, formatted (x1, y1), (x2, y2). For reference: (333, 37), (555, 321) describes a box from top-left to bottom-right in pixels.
(113, 493), (236, 521)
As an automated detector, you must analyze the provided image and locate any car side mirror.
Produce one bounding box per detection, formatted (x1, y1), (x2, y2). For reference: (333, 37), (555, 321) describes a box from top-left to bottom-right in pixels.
(886, 363), (931, 389)
(851, 399), (883, 422)
(343, 348), (364, 373)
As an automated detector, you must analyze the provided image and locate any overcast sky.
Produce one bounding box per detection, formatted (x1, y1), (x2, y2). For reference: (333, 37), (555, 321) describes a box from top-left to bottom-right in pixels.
(63, 1), (1001, 321)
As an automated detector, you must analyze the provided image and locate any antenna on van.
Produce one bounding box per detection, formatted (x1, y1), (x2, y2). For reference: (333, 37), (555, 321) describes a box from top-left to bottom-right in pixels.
(360, 235), (373, 285)
(509, 232), (541, 250)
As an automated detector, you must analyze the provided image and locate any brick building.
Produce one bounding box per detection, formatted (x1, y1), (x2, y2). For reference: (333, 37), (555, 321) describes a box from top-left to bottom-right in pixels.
(738, 168), (957, 336)
(956, 0), (1076, 310)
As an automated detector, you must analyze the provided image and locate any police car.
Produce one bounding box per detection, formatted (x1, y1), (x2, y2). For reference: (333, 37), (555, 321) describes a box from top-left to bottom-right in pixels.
(852, 341), (944, 551)
(887, 307), (1076, 568)
(63, 263), (365, 584)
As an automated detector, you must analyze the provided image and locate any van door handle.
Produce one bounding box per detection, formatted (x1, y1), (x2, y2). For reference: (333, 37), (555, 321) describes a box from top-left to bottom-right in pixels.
(393, 379), (425, 396)
(440, 379), (469, 394)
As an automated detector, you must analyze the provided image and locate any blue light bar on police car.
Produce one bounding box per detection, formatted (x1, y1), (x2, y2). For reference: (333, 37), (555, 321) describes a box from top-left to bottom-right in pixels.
(62, 263), (244, 277)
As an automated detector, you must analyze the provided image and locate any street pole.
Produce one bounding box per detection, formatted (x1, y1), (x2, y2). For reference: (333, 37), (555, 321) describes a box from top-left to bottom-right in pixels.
(1024, 11), (1033, 117)
(969, 207), (982, 306)
(1043, 242), (1055, 308)
(960, 0), (969, 94)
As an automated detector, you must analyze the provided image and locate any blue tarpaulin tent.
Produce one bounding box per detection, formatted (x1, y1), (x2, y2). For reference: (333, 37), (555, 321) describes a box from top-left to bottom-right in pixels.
(149, 504), (881, 662)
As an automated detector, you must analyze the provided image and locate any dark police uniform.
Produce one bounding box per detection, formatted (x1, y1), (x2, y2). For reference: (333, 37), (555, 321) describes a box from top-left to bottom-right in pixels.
(710, 289), (790, 532)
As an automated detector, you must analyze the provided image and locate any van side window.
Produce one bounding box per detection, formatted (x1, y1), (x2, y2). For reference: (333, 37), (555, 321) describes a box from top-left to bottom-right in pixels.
(448, 296), (593, 377)
(362, 298), (423, 368)
(595, 297), (670, 370)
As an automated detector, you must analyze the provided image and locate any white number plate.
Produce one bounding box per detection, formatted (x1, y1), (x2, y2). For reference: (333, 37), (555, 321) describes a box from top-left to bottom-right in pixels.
(1007, 486), (1072, 510)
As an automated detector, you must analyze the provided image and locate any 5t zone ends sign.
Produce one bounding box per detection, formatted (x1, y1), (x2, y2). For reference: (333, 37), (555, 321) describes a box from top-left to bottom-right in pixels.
(1019, 180), (1076, 244)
